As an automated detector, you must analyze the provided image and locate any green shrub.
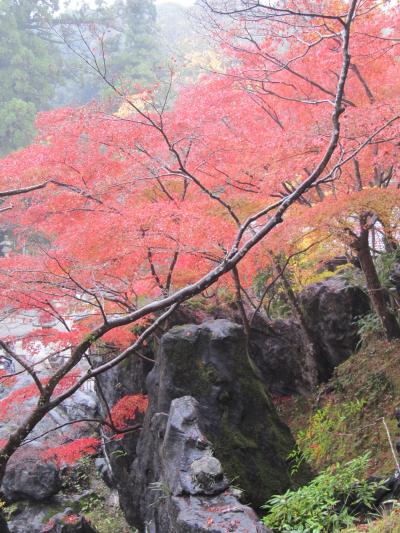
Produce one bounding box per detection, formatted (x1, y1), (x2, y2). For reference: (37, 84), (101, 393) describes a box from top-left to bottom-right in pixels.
(263, 455), (378, 533)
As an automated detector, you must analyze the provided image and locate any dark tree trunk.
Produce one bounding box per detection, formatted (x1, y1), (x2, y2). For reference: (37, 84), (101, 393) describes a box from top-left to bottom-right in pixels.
(274, 257), (320, 388)
(353, 225), (400, 340)
(0, 512), (10, 533)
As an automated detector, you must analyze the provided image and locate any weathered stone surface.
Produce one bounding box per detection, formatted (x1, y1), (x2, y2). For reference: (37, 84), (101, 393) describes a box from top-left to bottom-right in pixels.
(2, 458), (61, 502)
(299, 276), (370, 380)
(125, 320), (308, 531)
(247, 277), (370, 394)
(164, 493), (271, 533)
(161, 396), (229, 497)
(7, 501), (51, 533)
(136, 396), (271, 533)
(94, 348), (152, 512)
(249, 317), (312, 395)
(42, 509), (98, 533)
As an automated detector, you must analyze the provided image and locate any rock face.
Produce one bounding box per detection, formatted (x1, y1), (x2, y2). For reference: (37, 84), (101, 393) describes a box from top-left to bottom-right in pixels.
(94, 349), (152, 508)
(2, 458), (61, 502)
(249, 318), (312, 395)
(238, 277), (370, 396)
(134, 395), (270, 532)
(299, 276), (370, 380)
(123, 320), (307, 531)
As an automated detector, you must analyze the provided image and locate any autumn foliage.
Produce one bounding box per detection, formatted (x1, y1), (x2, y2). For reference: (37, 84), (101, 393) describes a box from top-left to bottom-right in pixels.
(108, 394), (148, 431)
(42, 437), (100, 467)
(0, 0), (399, 472)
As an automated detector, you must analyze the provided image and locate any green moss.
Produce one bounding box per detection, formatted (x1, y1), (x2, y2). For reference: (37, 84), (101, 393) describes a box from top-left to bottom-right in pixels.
(42, 505), (65, 524)
(278, 338), (400, 478)
(162, 323), (311, 507)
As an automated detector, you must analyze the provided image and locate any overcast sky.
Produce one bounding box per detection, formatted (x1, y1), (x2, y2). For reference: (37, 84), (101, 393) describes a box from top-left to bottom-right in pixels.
(64, 0), (195, 10)
(157, 0), (194, 5)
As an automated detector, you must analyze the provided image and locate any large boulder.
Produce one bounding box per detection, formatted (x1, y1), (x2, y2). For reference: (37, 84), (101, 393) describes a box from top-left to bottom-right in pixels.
(299, 276), (370, 380)
(125, 320), (308, 531)
(2, 458), (61, 502)
(247, 277), (371, 395)
(249, 318), (313, 395)
(134, 395), (270, 532)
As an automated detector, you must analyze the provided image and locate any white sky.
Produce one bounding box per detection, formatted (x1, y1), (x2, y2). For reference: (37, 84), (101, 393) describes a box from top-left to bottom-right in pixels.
(64, 0), (195, 10)
(157, 0), (194, 5)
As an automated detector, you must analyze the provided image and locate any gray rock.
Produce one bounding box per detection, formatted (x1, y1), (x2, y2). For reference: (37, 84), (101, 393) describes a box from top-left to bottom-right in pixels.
(7, 500), (51, 533)
(248, 276), (371, 394)
(190, 456), (224, 491)
(123, 320), (309, 531)
(41, 508), (98, 533)
(167, 493), (271, 533)
(94, 344), (152, 505)
(2, 458), (61, 502)
(138, 396), (271, 533)
(299, 276), (370, 379)
(249, 317), (313, 395)
(161, 396), (229, 497)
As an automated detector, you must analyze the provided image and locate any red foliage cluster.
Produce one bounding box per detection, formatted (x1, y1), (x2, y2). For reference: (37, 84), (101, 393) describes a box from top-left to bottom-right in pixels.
(0, 370), (82, 422)
(63, 514), (80, 525)
(0, 382), (41, 420)
(109, 394), (148, 431)
(0, 369), (16, 388)
(41, 436), (100, 467)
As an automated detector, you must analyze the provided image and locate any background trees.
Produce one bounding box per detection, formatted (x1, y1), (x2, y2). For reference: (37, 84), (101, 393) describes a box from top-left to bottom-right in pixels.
(0, 0), (61, 155)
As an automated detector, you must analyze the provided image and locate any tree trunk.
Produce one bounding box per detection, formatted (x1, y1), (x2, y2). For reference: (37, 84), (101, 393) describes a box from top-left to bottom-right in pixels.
(274, 257), (320, 389)
(0, 512), (10, 533)
(353, 226), (400, 340)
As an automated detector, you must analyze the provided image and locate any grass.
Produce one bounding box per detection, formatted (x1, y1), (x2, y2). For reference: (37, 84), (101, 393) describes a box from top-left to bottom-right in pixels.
(275, 338), (400, 477)
(342, 507), (400, 532)
(272, 337), (400, 532)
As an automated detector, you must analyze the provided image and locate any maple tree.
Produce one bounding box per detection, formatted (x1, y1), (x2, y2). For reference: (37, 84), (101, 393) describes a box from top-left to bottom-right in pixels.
(0, 1), (399, 527)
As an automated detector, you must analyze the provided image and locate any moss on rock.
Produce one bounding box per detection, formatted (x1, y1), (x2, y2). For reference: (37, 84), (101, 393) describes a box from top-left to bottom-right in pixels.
(150, 319), (310, 508)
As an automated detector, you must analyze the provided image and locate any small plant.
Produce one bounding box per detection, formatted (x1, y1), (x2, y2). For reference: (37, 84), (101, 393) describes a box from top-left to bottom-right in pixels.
(356, 313), (384, 348)
(62, 455), (94, 493)
(263, 455), (379, 533)
(296, 399), (366, 468)
(148, 480), (172, 508)
(79, 492), (102, 514)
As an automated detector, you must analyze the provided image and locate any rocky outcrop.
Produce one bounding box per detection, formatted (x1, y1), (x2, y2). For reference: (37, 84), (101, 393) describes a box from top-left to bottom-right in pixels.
(122, 320), (308, 531)
(94, 348), (152, 505)
(2, 458), (61, 502)
(299, 276), (370, 379)
(246, 276), (370, 395)
(132, 395), (270, 532)
(249, 318), (312, 395)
